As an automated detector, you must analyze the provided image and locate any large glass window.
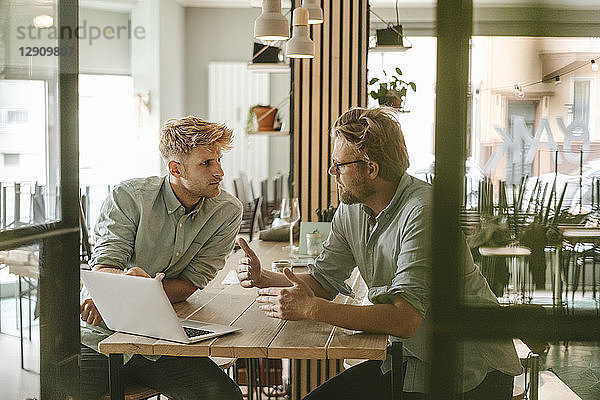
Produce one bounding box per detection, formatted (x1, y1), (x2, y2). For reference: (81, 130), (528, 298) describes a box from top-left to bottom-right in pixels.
(79, 74), (158, 226)
(470, 37), (600, 212)
(367, 37), (437, 180)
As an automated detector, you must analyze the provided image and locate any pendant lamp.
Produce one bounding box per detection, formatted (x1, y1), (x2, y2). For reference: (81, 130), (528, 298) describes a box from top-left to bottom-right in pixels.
(302, 0), (323, 24)
(254, 0), (290, 41)
(286, 7), (314, 59)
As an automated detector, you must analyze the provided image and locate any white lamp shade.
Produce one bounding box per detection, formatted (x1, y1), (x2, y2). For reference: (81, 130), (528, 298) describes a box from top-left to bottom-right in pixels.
(254, 0), (290, 41)
(302, 0), (323, 24)
(286, 25), (314, 58)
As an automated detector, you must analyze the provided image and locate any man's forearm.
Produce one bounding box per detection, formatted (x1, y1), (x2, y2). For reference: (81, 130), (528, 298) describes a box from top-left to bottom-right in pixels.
(162, 276), (198, 303)
(92, 264), (126, 274)
(309, 298), (421, 339)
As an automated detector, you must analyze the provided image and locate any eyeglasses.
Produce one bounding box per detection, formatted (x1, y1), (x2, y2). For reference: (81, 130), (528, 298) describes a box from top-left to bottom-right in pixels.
(331, 159), (366, 174)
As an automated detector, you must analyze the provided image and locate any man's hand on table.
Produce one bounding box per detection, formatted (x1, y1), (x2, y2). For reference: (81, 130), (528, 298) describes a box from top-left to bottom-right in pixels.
(236, 237), (263, 288)
(80, 298), (103, 326)
(256, 268), (316, 320)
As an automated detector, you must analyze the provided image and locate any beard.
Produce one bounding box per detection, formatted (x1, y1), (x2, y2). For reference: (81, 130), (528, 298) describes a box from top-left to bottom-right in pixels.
(337, 179), (375, 205)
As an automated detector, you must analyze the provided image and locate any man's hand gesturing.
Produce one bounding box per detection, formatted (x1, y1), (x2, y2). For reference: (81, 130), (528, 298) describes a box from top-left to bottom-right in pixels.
(237, 237), (262, 288)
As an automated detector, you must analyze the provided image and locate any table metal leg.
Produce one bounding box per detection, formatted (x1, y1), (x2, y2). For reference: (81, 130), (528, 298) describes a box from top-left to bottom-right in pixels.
(390, 341), (403, 400)
(247, 358), (254, 400)
(109, 353), (124, 400)
(18, 277), (23, 370)
(529, 353), (539, 400)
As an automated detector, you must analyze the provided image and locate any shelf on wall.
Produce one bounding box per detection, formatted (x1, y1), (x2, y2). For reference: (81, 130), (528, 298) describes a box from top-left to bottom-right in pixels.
(368, 45), (411, 53)
(247, 130), (289, 136)
(247, 63), (290, 73)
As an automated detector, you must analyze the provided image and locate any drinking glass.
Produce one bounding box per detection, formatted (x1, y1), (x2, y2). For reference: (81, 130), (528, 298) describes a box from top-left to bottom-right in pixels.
(280, 198), (300, 255)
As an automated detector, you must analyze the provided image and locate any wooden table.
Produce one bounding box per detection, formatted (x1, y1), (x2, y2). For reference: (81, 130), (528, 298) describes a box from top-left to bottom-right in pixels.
(98, 240), (390, 400)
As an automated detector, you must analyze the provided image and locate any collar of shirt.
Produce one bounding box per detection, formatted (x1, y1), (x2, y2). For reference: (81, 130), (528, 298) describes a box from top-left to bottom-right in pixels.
(162, 176), (204, 217)
(360, 173), (411, 227)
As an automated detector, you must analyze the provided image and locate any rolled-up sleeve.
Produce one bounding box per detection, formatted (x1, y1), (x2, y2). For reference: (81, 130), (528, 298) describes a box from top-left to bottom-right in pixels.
(368, 204), (431, 317)
(308, 210), (356, 298)
(181, 205), (242, 289)
(89, 186), (140, 270)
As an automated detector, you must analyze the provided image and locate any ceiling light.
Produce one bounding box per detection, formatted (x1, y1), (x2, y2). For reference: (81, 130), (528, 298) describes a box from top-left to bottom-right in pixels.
(254, 0), (290, 41)
(592, 59), (599, 72)
(286, 7), (314, 59)
(33, 15), (53, 28)
(302, 0), (323, 24)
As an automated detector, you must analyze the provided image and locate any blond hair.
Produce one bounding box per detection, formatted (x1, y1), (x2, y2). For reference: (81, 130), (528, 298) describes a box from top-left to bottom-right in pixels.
(331, 107), (409, 183)
(159, 116), (233, 162)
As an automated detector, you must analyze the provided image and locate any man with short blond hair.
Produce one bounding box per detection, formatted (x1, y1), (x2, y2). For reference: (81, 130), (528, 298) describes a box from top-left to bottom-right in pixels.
(80, 116), (243, 400)
(237, 107), (522, 399)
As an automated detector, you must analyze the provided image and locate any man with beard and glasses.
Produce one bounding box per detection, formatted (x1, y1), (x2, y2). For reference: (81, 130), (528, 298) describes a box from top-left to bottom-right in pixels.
(236, 107), (522, 400)
(79, 116), (243, 400)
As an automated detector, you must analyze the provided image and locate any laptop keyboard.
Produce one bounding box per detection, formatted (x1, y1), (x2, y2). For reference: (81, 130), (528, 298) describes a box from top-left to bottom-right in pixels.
(183, 326), (214, 338)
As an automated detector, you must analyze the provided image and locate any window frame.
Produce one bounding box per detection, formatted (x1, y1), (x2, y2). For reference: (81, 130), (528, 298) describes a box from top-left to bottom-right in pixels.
(0, 1), (81, 398)
(431, 0), (600, 398)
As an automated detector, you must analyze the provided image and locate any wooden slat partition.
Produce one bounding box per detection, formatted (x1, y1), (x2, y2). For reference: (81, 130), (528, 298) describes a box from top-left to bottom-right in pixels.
(292, 0), (369, 221)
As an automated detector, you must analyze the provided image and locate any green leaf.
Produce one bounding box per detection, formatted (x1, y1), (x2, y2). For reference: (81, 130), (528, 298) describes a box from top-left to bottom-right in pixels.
(395, 67), (402, 76)
(368, 77), (379, 85)
(369, 90), (377, 99)
(409, 82), (417, 92)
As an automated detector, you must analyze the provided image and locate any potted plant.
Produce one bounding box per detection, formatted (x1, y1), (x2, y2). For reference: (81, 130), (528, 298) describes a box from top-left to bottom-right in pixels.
(246, 104), (279, 133)
(368, 68), (416, 112)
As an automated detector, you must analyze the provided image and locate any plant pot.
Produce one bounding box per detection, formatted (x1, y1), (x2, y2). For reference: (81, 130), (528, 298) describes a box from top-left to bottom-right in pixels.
(376, 25), (404, 46)
(253, 106), (278, 131)
(378, 96), (403, 109)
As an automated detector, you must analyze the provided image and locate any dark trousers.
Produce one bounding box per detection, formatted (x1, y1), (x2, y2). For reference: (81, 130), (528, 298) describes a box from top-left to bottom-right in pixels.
(303, 360), (514, 400)
(80, 344), (242, 400)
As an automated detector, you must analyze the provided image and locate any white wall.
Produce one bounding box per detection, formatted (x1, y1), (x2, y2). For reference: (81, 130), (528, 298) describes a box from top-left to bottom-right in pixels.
(79, 8), (131, 74)
(184, 7), (290, 184)
(184, 7), (259, 119)
(269, 72), (290, 180)
(159, 0), (185, 124)
(130, 0), (162, 175)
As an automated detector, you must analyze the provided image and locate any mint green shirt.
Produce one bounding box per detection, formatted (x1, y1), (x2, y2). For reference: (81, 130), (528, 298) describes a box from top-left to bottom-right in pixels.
(309, 173), (522, 393)
(82, 175), (242, 355)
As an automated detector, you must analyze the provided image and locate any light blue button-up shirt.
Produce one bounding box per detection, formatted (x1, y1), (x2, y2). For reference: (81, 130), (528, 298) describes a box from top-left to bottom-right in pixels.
(309, 173), (522, 393)
(82, 175), (242, 354)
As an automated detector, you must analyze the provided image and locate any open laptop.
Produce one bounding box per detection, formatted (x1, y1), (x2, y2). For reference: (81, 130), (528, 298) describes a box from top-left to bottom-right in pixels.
(81, 270), (240, 344)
